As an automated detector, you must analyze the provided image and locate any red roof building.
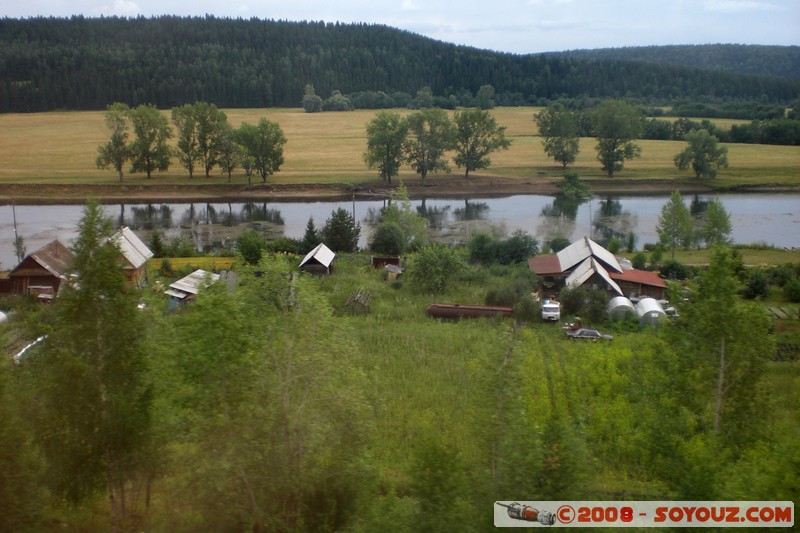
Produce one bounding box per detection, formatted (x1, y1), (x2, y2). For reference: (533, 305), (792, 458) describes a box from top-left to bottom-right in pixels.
(528, 237), (666, 299)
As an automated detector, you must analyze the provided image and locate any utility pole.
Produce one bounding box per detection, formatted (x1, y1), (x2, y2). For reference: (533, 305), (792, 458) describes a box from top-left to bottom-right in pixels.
(12, 202), (23, 263)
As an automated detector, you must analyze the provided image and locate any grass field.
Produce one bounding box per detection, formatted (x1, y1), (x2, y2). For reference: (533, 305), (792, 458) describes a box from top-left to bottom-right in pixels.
(0, 107), (797, 187)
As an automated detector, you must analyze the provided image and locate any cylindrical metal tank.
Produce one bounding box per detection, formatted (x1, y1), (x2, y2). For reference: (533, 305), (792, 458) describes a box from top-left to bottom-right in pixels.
(607, 296), (636, 321)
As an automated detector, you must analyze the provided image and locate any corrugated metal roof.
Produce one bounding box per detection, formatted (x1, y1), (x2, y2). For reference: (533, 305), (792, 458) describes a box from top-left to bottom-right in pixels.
(565, 257), (623, 295)
(11, 239), (74, 278)
(556, 237), (622, 273)
(114, 227), (154, 269)
(168, 269), (220, 296)
(300, 243), (335, 268)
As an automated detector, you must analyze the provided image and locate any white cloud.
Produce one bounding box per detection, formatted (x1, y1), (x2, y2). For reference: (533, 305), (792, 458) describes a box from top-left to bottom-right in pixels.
(96, 0), (141, 16)
(401, 0), (420, 11)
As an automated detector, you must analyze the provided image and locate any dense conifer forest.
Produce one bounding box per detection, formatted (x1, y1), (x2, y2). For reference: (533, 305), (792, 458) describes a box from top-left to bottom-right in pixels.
(1, 16), (798, 112)
(547, 44), (800, 80)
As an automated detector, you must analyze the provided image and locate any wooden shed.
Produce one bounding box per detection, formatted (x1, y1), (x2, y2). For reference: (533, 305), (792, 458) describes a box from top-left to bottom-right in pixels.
(8, 239), (74, 301)
(112, 227), (154, 288)
(299, 243), (336, 275)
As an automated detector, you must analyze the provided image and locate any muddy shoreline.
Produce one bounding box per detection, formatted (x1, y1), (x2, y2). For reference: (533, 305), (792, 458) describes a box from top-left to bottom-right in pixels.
(0, 176), (796, 205)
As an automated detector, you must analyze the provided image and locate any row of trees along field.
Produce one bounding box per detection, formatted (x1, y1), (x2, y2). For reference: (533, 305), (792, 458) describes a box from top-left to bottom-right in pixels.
(99, 99), (738, 182)
(1, 16), (799, 112)
(96, 102), (286, 182)
(2, 199), (797, 532)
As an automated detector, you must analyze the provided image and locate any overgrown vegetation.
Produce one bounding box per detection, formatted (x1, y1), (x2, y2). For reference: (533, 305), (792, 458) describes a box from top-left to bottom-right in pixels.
(1, 220), (798, 532)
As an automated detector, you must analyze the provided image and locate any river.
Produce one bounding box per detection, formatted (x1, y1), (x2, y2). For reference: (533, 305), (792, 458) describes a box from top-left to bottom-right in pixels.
(1, 192), (798, 269)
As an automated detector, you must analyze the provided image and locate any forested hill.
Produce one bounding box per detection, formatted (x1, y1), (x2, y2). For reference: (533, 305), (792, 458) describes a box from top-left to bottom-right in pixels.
(546, 44), (800, 80)
(1, 16), (798, 112)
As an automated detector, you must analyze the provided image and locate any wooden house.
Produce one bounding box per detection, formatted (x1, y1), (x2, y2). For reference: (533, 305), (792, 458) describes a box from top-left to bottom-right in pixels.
(528, 236), (666, 299)
(8, 240), (74, 301)
(113, 227), (153, 288)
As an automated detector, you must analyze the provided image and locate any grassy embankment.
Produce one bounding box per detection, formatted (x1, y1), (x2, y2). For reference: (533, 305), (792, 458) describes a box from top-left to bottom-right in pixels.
(0, 107), (798, 191)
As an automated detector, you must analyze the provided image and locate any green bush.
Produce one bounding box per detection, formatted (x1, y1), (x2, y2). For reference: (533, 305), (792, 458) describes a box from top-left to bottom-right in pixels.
(660, 259), (690, 280)
(741, 268), (770, 300)
(775, 331), (800, 361)
(632, 252), (648, 269)
(407, 244), (465, 293)
(371, 221), (406, 256)
(783, 276), (800, 302)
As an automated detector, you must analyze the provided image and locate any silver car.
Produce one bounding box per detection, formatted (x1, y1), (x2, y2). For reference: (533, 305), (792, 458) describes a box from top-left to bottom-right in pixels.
(565, 328), (613, 341)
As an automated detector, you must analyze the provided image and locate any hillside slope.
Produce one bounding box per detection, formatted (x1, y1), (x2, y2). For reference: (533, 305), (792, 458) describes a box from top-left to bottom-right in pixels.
(1, 17), (798, 112)
(546, 44), (800, 80)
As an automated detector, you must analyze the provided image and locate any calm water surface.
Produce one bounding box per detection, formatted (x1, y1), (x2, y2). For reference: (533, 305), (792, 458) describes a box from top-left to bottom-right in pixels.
(1, 192), (798, 269)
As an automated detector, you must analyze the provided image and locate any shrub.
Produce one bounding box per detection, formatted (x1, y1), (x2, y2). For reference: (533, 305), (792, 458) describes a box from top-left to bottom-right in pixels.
(407, 244), (465, 293)
(741, 268), (770, 300)
(236, 229), (266, 265)
(660, 259), (689, 280)
(784, 276), (800, 303)
(775, 331), (800, 361)
(549, 237), (571, 253)
(632, 252), (648, 270)
(371, 221), (406, 256)
(468, 232), (496, 263)
(159, 258), (174, 276)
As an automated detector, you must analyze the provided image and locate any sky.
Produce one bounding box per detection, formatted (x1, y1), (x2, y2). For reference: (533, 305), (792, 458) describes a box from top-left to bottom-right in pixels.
(3, 0), (799, 54)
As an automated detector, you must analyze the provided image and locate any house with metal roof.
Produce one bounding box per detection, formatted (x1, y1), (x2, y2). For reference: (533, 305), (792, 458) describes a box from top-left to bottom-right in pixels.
(528, 236), (666, 299)
(299, 243), (336, 275)
(165, 269), (220, 308)
(7, 239), (75, 301)
(112, 227), (154, 288)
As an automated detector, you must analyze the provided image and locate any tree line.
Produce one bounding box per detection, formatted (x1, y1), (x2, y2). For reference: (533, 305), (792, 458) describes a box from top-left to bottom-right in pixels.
(535, 100), (730, 178)
(96, 102), (286, 182)
(1, 16), (798, 113)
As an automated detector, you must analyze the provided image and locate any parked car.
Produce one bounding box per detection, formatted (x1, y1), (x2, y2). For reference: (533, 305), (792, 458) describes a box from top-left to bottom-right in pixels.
(565, 328), (613, 341)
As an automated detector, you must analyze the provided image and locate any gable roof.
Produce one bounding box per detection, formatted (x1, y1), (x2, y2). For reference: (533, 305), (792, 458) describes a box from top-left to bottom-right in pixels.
(556, 236), (622, 273)
(609, 268), (667, 288)
(299, 243), (335, 269)
(165, 269), (220, 299)
(113, 227), (153, 269)
(564, 257), (623, 295)
(11, 239), (74, 278)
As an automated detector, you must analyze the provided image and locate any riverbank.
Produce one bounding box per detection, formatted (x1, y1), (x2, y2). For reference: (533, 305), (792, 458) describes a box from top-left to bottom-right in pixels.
(2, 174), (796, 205)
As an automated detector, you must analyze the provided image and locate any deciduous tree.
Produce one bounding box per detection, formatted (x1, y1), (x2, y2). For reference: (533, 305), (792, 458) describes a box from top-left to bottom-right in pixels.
(534, 104), (580, 168)
(702, 196), (733, 247)
(453, 108), (511, 177)
(32, 201), (153, 532)
(364, 111), (408, 183)
(403, 108), (455, 185)
(236, 118), (287, 183)
(657, 190), (693, 260)
(96, 102), (132, 181)
(171, 103), (200, 178)
(129, 104), (172, 178)
(591, 100), (642, 177)
(674, 128), (729, 179)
